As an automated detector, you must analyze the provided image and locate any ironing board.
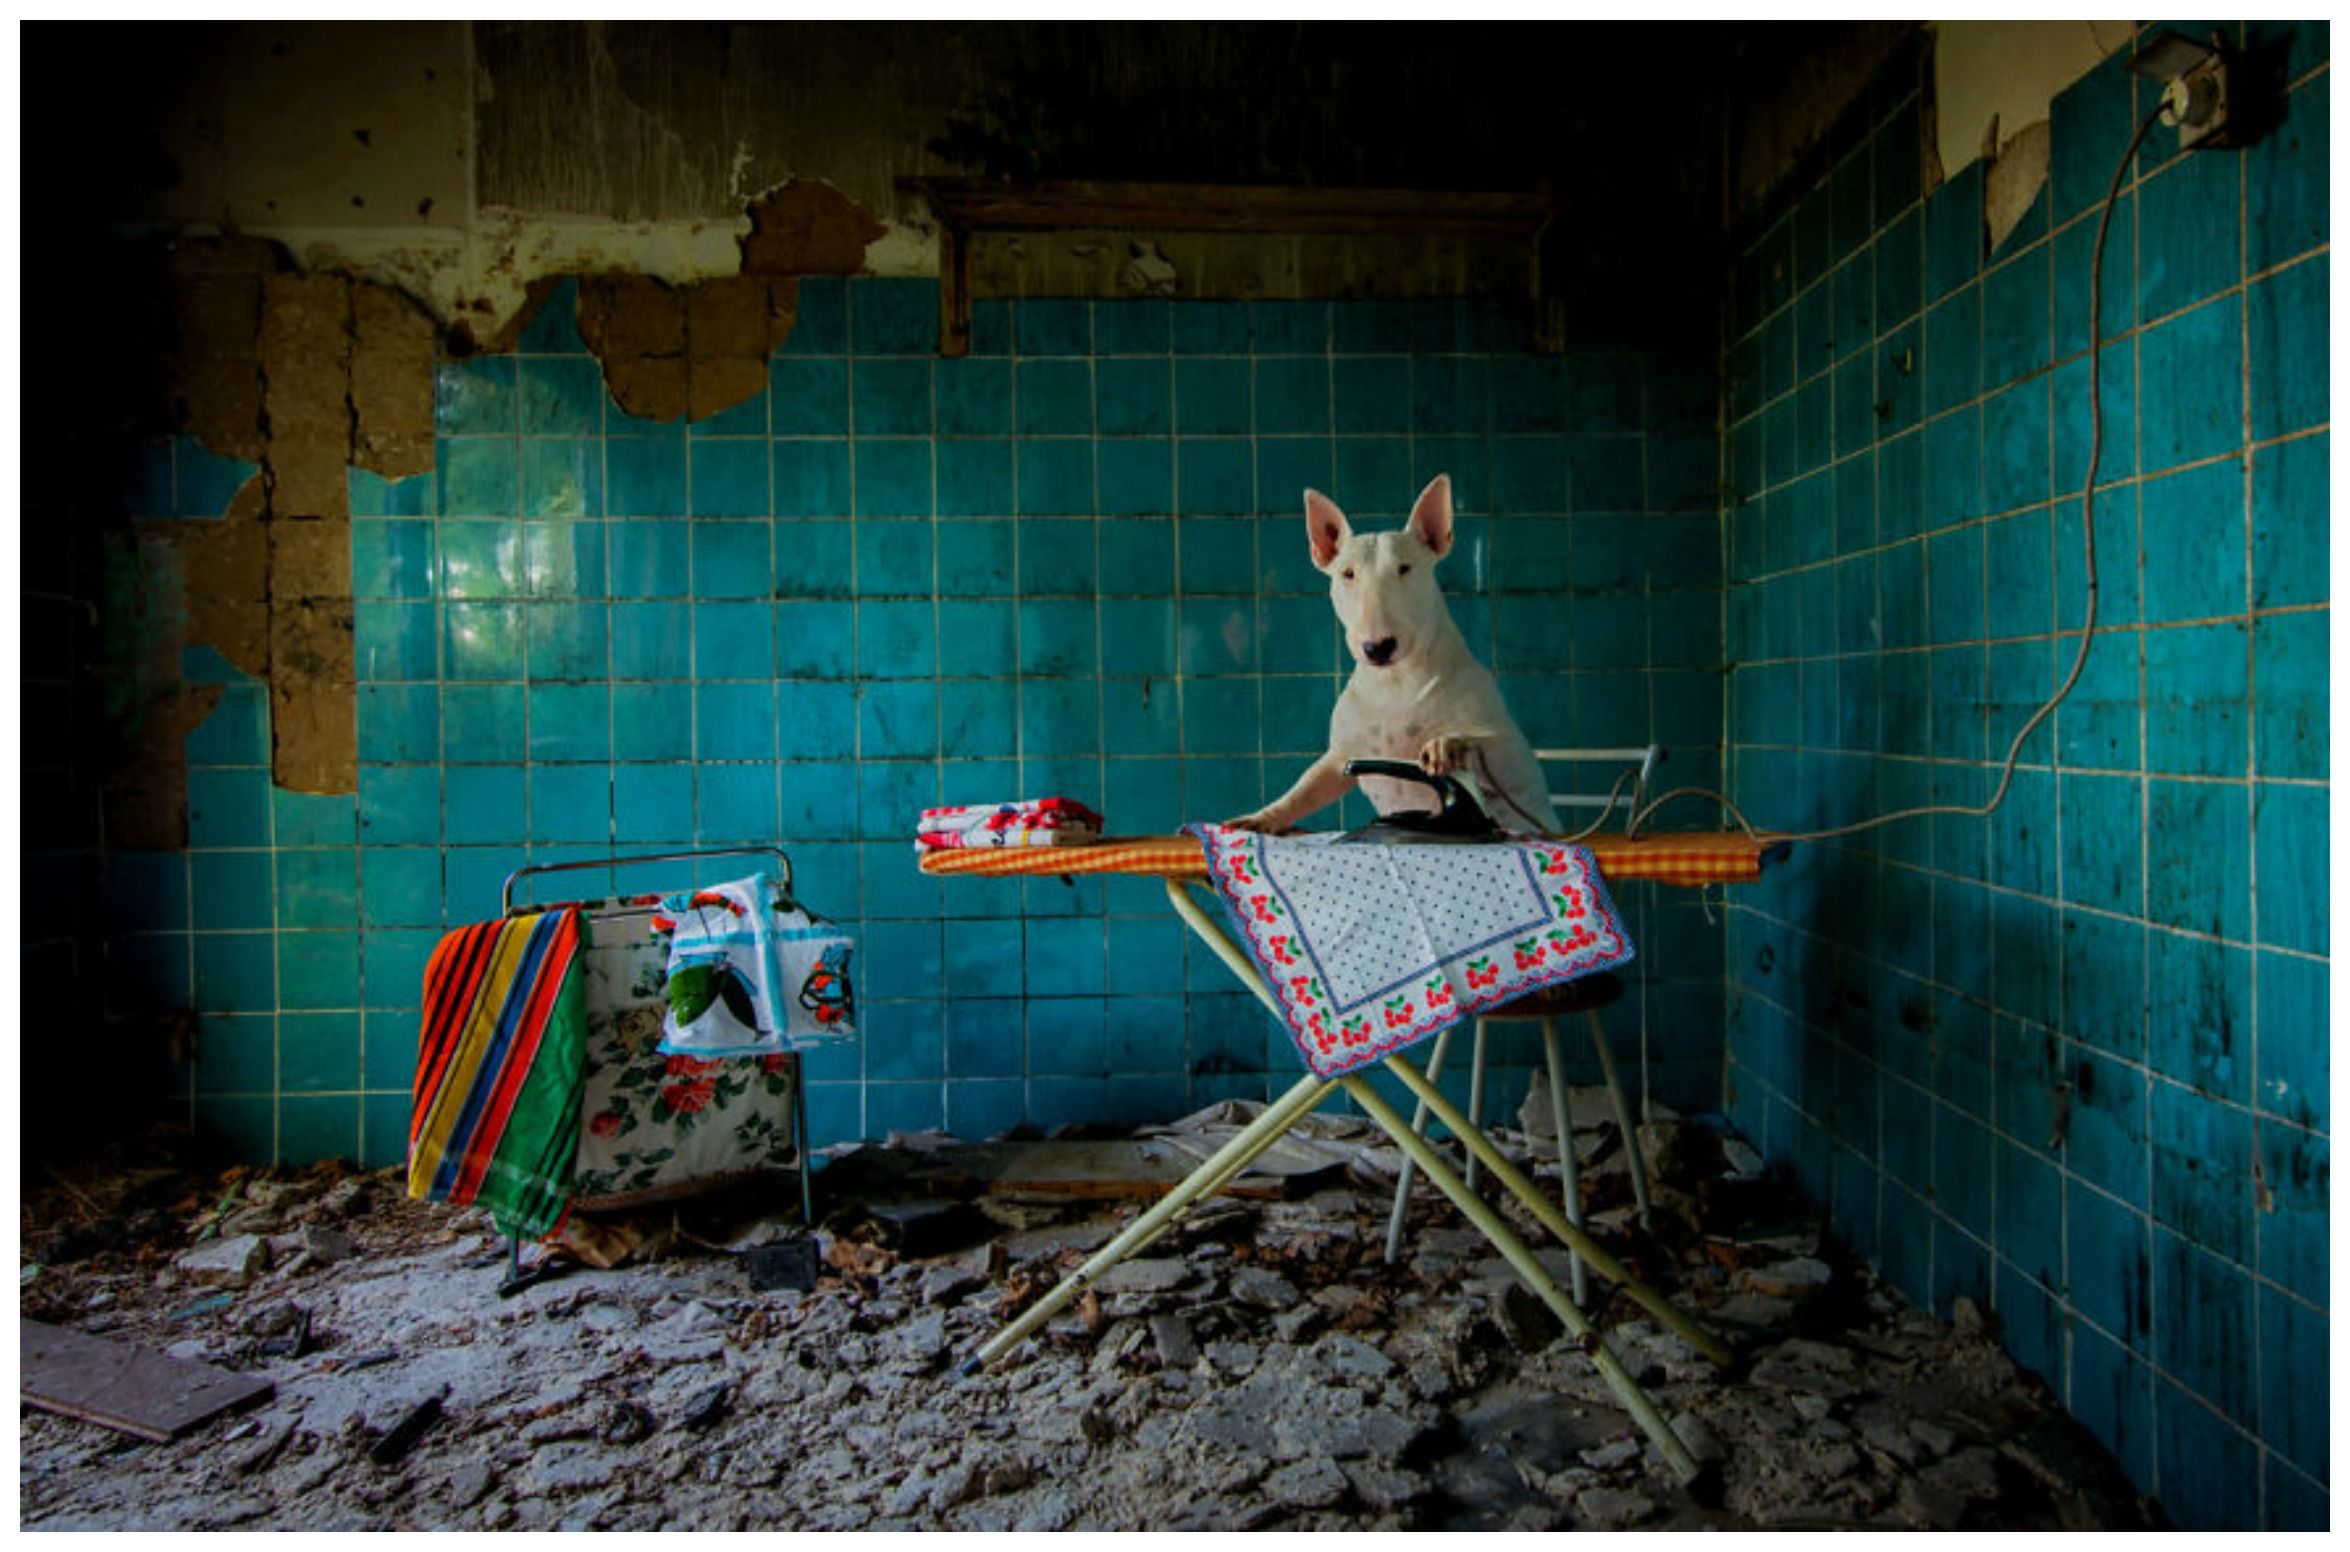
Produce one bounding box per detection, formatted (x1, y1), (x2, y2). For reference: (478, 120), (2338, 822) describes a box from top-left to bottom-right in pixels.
(923, 830), (1781, 1481)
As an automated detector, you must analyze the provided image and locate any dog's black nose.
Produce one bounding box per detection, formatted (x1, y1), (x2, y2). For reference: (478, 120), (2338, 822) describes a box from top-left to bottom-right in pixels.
(1363, 636), (1398, 666)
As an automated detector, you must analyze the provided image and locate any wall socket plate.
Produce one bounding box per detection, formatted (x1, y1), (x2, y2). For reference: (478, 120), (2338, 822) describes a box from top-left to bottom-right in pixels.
(2127, 30), (2237, 151)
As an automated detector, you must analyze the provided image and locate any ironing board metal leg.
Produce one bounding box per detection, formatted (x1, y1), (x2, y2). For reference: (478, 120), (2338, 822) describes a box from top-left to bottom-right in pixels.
(1382, 1055), (1730, 1367)
(1382, 1021), (1458, 1265)
(1338, 1073), (1701, 1484)
(1587, 1008), (1652, 1229)
(962, 1071), (1331, 1373)
(1541, 1018), (1588, 1308)
(1164, 878), (1283, 1018)
(1464, 1019), (1490, 1191)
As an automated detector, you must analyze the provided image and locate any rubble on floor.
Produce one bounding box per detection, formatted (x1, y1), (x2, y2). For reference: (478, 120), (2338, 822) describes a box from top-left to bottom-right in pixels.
(19, 1094), (2164, 1531)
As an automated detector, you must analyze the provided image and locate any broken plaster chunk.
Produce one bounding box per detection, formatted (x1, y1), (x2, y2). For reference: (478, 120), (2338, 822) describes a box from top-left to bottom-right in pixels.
(177, 1234), (271, 1288)
(1227, 1266), (1300, 1311)
(1264, 1456), (1349, 1510)
(1574, 1486), (1659, 1529)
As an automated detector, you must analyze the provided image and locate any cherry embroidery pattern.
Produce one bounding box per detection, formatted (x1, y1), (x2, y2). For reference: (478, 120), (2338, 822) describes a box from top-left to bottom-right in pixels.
(1188, 825), (1634, 1081)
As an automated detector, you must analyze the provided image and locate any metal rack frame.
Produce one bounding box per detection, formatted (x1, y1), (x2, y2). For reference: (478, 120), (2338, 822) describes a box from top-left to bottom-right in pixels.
(493, 846), (816, 1294)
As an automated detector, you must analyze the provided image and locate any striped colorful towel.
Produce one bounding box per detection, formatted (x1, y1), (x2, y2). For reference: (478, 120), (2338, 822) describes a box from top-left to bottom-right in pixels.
(408, 909), (589, 1239)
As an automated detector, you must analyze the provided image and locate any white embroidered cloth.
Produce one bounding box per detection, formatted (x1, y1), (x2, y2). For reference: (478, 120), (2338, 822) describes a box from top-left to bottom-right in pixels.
(1184, 825), (1635, 1079)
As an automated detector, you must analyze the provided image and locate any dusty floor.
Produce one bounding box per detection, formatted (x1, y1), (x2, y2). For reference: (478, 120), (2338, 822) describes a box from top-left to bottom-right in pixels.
(20, 1095), (2164, 1532)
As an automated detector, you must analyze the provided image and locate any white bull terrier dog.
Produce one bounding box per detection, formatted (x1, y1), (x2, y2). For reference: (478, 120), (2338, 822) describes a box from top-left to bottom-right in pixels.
(1231, 473), (1561, 836)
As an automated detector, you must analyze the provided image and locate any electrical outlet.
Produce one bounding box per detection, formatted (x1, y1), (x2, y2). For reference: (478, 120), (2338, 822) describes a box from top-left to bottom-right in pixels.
(2127, 30), (2244, 151)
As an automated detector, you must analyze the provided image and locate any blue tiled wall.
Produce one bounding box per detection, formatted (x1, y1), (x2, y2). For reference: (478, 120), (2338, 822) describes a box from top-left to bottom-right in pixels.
(1720, 23), (2327, 1531)
(116, 282), (1728, 1172)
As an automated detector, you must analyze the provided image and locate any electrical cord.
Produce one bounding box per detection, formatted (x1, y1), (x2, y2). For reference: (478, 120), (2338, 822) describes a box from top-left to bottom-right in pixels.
(1626, 104), (2171, 846)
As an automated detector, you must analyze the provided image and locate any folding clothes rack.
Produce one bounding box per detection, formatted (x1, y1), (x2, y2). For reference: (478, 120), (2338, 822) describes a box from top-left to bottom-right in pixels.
(923, 831), (1779, 1482)
(493, 846), (817, 1295)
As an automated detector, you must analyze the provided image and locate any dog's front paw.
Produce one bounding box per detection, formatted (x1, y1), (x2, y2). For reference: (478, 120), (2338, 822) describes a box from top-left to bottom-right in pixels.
(1225, 809), (1289, 834)
(1418, 734), (1474, 775)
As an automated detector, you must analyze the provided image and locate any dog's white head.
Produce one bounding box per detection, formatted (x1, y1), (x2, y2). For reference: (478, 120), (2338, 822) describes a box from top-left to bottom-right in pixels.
(1305, 474), (1455, 672)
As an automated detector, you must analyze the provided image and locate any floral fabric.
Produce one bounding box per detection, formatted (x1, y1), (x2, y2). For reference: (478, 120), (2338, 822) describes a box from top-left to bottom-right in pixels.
(565, 900), (804, 1207)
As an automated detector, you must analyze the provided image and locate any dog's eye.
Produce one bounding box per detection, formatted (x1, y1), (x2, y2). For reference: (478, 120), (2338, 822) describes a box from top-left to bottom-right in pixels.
(1399, 564), (1413, 575)
(1341, 568), (1355, 582)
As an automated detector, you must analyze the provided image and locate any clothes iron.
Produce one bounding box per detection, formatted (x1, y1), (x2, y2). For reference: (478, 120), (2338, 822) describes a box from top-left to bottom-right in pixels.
(1334, 759), (1510, 844)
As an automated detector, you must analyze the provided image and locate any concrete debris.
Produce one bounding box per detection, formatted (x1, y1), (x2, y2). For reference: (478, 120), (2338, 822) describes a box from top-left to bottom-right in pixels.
(22, 1116), (2165, 1533)
(176, 1235), (271, 1288)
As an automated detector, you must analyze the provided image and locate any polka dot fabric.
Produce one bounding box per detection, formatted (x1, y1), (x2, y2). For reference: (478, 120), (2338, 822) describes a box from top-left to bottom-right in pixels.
(1184, 824), (1635, 1079)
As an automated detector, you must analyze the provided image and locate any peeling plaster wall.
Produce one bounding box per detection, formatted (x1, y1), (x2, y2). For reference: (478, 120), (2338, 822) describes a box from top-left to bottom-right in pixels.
(29, 20), (1732, 1160)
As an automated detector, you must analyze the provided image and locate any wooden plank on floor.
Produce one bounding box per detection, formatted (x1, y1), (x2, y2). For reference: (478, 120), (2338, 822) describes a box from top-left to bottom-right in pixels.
(21, 1319), (273, 1443)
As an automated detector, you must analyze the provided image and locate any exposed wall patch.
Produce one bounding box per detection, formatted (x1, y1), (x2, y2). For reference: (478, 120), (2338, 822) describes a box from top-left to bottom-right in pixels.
(738, 178), (886, 276)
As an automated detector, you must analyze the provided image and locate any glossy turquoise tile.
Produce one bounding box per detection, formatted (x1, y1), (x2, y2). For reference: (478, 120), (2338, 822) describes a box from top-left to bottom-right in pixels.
(1015, 299), (1090, 356)
(1093, 358), (1169, 437)
(2143, 622), (2247, 777)
(932, 438), (1010, 517)
(928, 359), (1006, 440)
(2249, 254), (2328, 442)
(525, 683), (611, 762)
(279, 1011), (360, 1093)
(527, 766), (610, 846)
(438, 519), (523, 600)
(1014, 359), (1091, 437)
(436, 358), (516, 436)
(1093, 300), (1169, 356)
(851, 278), (935, 356)
(517, 357), (603, 436)
(1924, 159), (1983, 300)
(772, 440), (851, 517)
(1017, 598), (1095, 677)
(348, 468), (438, 520)
(440, 684), (525, 762)
(278, 931), (358, 1012)
(686, 439), (766, 518)
(864, 672), (935, 757)
(352, 518), (438, 602)
(933, 601), (1014, 677)
(2250, 432), (2326, 610)
(1017, 440), (1093, 516)
(1095, 438), (1171, 516)
(358, 765), (439, 847)
(1017, 518), (1096, 596)
(854, 517), (933, 597)
(2248, 71), (2328, 271)
(851, 358), (931, 437)
(690, 520), (771, 600)
(774, 760), (853, 837)
(2138, 457), (2244, 623)
(1174, 358), (1250, 435)
(768, 517), (849, 596)
(439, 438), (519, 518)
(606, 437), (688, 516)
(607, 601), (692, 680)
(2053, 193), (2137, 360)
(606, 686), (686, 761)
(1923, 282), (1980, 413)
(1254, 356), (1329, 435)
(781, 278), (846, 354)
(194, 1012), (275, 1091)
(690, 757), (775, 841)
(2137, 142), (2241, 320)
(2254, 609), (2326, 781)
(1334, 359), (1400, 432)
(2141, 297), (2244, 470)
(694, 681), (776, 761)
(358, 849), (442, 930)
(938, 678), (1017, 759)
(443, 766), (525, 845)
(607, 520), (686, 598)
(1171, 300), (1250, 354)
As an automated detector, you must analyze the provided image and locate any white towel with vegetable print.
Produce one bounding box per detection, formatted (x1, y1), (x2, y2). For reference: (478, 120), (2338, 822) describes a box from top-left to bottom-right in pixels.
(1184, 825), (1634, 1080)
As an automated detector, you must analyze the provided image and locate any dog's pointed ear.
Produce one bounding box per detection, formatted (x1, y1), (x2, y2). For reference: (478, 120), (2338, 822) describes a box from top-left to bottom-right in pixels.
(1408, 474), (1455, 558)
(1305, 489), (1352, 571)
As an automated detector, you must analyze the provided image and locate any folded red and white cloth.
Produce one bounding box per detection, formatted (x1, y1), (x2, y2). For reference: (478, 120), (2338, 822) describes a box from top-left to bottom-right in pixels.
(916, 797), (1106, 851)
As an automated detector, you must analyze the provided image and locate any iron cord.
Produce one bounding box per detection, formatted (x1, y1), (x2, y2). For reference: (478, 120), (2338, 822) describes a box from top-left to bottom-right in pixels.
(1625, 105), (2171, 846)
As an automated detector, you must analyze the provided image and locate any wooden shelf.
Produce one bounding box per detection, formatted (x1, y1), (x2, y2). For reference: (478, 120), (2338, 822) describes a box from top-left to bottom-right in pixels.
(897, 178), (1562, 356)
